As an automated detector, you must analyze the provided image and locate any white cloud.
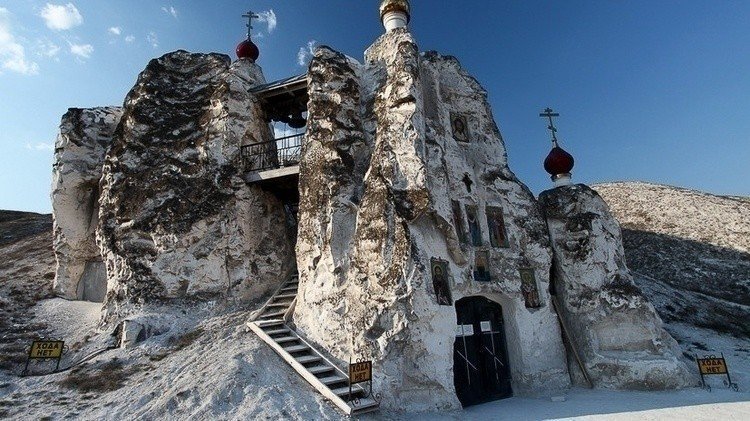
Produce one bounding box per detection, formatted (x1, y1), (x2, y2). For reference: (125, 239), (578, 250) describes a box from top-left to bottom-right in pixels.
(297, 40), (317, 67)
(146, 31), (158, 48)
(256, 10), (277, 34)
(108, 26), (121, 36)
(25, 142), (54, 151)
(0, 8), (39, 75)
(69, 42), (92, 59)
(34, 38), (60, 58)
(40, 3), (83, 31)
(161, 6), (178, 19)
(124, 35), (135, 43)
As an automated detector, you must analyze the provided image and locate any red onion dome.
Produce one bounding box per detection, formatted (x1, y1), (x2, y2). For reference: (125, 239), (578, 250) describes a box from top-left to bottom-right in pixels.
(544, 145), (574, 176)
(236, 39), (259, 61)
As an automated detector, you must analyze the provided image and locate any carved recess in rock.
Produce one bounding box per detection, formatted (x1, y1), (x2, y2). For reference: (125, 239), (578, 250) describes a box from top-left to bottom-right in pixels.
(97, 51), (295, 316)
(539, 184), (696, 389)
(52, 107), (123, 301)
(294, 29), (570, 411)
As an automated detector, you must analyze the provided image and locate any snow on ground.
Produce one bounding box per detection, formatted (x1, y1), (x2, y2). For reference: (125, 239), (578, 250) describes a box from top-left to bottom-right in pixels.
(1, 297), (748, 420)
(406, 321), (750, 421)
(1, 193), (748, 420)
(0, 299), (340, 420)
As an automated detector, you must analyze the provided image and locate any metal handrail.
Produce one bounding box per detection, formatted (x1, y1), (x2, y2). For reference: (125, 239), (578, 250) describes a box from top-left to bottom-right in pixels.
(241, 132), (303, 172)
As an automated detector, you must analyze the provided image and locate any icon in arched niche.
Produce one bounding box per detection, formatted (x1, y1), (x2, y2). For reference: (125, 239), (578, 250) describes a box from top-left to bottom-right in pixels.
(451, 200), (468, 245)
(451, 113), (470, 143)
(473, 250), (491, 282)
(486, 206), (509, 248)
(431, 258), (453, 306)
(519, 268), (542, 308)
(465, 205), (483, 246)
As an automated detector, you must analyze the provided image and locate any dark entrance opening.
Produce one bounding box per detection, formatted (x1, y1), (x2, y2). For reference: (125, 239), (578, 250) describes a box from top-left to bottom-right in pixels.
(453, 296), (512, 407)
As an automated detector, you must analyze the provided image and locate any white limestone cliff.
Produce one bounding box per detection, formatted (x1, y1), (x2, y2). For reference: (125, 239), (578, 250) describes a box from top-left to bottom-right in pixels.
(293, 29), (570, 411)
(52, 107), (123, 301)
(539, 184), (696, 389)
(93, 51), (295, 318)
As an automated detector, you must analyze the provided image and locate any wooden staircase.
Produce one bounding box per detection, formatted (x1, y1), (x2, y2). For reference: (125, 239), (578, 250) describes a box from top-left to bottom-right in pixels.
(247, 274), (380, 416)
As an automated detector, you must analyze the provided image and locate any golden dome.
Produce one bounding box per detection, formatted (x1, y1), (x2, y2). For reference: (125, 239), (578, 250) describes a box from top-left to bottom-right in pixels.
(379, 0), (410, 23)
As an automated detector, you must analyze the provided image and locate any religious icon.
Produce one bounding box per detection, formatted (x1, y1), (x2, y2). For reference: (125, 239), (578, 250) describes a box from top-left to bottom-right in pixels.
(486, 206), (509, 248)
(465, 205), (483, 246)
(473, 250), (491, 282)
(430, 258), (453, 306)
(451, 113), (470, 143)
(451, 200), (468, 245)
(519, 268), (542, 308)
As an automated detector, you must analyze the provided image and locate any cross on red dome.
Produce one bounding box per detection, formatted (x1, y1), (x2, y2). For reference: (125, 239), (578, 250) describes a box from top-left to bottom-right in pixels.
(539, 108), (575, 182)
(236, 39), (259, 61)
(237, 10), (260, 61)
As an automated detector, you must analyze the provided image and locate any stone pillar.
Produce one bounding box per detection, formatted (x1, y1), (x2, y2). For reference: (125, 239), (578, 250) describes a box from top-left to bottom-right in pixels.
(295, 29), (570, 411)
(51, 107), (122, 301)
(539, 184), (696, 389)
(97, 51), (295, 318)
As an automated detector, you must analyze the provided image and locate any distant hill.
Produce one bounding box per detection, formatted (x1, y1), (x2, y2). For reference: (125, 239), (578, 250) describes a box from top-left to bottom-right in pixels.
(0, 211), (52, 246)
(594, 182), (750, 338)
(0, 211), (55, 373)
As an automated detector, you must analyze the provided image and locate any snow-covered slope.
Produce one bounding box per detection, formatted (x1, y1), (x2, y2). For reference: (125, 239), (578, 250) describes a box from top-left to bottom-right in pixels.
(594, 182), (750, 338)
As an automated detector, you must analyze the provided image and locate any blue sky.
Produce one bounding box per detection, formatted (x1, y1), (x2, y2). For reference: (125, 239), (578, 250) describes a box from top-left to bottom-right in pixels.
(1, 1), (748, 213)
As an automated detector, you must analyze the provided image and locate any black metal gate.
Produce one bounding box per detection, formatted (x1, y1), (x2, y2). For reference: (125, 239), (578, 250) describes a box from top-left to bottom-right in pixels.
(453, 296), (512, 407)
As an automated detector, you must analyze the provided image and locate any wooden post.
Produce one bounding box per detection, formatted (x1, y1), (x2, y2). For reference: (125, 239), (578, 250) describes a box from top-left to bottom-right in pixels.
(551, 297), (594, 388)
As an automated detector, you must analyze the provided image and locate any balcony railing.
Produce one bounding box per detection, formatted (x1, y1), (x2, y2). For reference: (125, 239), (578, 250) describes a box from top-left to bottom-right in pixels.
(241, 133), (303, 172)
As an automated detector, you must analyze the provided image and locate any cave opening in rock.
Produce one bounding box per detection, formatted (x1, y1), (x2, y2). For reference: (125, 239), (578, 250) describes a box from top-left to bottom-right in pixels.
(453, 295), (513, 407)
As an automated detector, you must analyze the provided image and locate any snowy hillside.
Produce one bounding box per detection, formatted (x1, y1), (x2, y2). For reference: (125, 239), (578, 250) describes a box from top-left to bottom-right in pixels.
(593, 182), (750, 338)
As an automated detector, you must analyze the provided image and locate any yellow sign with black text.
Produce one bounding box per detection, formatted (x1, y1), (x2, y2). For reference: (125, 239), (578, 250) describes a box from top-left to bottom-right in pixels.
(698, 357), (728, 375)
(28, 341), (64, 359)
(349, 361), (372, 384)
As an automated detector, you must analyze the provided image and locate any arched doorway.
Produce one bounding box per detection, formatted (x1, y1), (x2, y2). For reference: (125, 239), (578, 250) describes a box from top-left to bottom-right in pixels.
(453, 296), (512, 407)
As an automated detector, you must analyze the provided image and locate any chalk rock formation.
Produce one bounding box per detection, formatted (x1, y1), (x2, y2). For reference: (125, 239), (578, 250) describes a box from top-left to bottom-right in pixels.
(294, 29), (569, 410)
(52, 107), (123, 301)
(97, 51), (295, 317)
(539, 184), (695, 389)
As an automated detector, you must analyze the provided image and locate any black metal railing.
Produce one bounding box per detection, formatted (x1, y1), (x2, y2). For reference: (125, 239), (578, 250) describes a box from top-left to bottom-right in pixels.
(241, 133), (303, 172)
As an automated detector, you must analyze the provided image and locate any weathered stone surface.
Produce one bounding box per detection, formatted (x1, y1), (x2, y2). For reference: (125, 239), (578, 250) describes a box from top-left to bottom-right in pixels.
(97, 51), (295, 317)
(52, 107), (123, 301)
(294, 29), (569, 411)
(539, 184), (696, 389)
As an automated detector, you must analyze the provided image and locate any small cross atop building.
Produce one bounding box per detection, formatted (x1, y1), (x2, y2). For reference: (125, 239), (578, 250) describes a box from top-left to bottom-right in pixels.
(539, 107), (560, 144)
(242, 10), (260, 39)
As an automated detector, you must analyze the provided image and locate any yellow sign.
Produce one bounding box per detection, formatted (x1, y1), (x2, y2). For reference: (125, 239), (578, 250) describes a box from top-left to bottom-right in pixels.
(349, 361), (372, 384)
(28, 341), (64, 359)
(698, 357), (728, 375)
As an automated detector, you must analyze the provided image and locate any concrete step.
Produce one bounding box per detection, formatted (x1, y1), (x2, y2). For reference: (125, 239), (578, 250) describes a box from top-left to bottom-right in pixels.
(274, 293), (297, 300)
(280, 286), (298, 293)
(283, 344), (310, 354)
(308, 365), (335, 375)
(256, 319), (284, 328)
(330, 385), (365, 397)
(350, 398), (380, 415)
(260, 310), (286, 319)
(266, 302), (291, 309)
(275, 336), (299, 344)
(264, 328), (291, 336)
(295, 355), (322, 364)
(318, 375), (347, 386)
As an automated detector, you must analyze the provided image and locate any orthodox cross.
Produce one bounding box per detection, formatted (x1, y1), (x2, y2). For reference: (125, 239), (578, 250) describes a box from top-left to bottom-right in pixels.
(242, 10), (259, 39)
(539, 107), (560, 145)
